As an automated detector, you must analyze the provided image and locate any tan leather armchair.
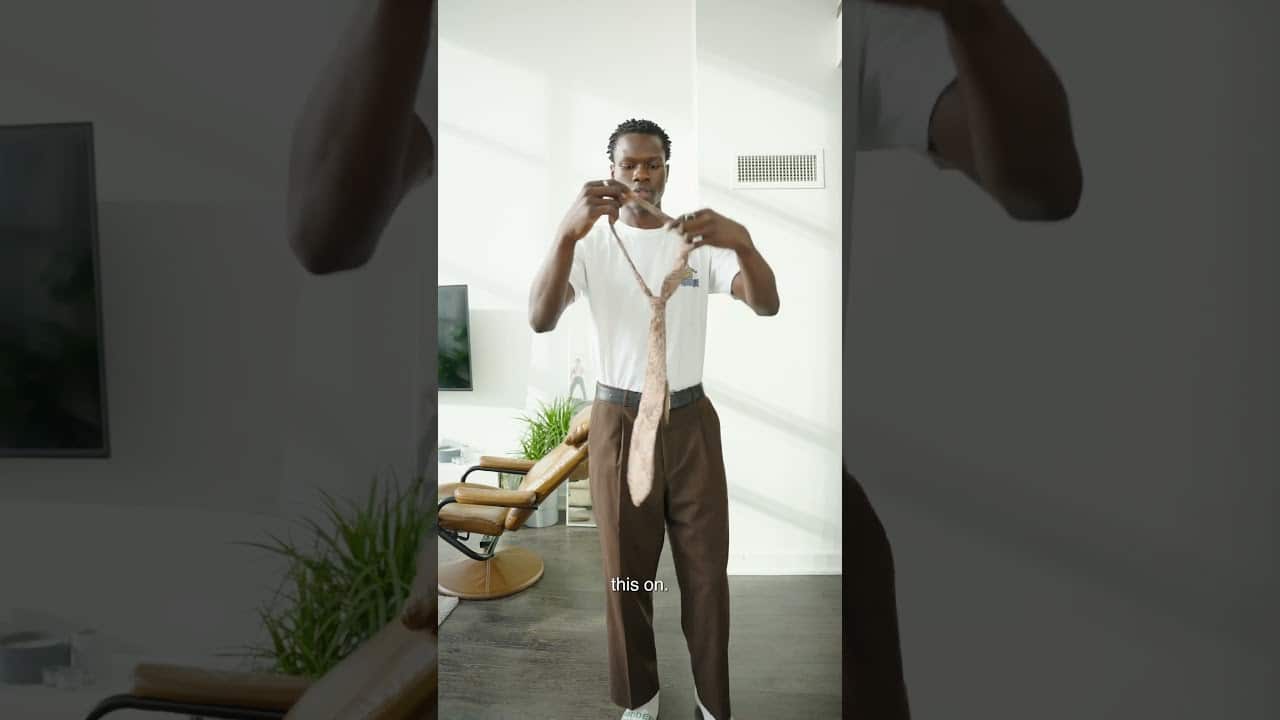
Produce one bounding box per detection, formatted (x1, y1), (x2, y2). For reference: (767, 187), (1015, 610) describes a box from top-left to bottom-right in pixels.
(85, 542), (439, 720)
(86, 626), (435, 720)
(437, 404), (591, 600)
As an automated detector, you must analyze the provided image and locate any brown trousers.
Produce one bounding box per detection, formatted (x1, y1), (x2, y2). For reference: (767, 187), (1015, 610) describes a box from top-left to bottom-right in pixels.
(589, 395), (732, 720)
(844, 467), (912, 718)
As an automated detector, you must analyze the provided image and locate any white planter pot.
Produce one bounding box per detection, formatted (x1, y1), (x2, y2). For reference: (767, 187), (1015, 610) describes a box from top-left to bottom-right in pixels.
(525, 484), (562, 528)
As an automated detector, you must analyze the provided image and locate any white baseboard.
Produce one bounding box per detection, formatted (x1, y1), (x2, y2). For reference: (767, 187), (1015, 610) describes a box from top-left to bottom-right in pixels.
(727, 553), (841, 576)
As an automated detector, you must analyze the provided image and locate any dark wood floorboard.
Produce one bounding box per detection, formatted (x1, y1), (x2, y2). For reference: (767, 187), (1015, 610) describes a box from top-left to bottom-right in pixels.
(438, 520), (842, 719)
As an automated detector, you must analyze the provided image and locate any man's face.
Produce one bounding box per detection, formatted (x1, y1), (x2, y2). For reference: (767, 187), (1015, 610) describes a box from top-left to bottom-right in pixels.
(610, 133), (669, 207)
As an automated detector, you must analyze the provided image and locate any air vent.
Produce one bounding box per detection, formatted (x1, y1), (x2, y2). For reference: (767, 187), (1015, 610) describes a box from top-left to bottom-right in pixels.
(734, 151), (825, 189)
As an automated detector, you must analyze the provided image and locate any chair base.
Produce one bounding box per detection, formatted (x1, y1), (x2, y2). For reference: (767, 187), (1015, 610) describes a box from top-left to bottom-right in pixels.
(438, 545), (544, 600)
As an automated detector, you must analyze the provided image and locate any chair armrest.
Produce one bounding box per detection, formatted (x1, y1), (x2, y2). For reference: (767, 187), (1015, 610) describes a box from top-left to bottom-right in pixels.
(476, 456), (536, 473)
(130, 663), (311, 712)
(459, 456), (536, 485)
(454, 485), (538, 508)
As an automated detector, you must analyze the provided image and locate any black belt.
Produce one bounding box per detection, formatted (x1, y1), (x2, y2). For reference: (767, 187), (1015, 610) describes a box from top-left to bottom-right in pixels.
(595, 382), (705, 410)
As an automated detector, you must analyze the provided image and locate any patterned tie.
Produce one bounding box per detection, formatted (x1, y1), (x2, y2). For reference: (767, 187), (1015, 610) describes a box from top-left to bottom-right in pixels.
(608, 216), (693, 507)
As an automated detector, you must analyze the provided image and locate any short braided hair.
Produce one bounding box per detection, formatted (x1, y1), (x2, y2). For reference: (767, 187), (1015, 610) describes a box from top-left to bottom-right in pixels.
(606, 118), (671, 162)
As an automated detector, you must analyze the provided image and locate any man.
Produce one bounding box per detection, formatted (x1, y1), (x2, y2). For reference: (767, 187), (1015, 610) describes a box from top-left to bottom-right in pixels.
(569, 356), (588, 402)
(527, 119), (781, 720)
(285, 0), (1081, 717)
(846, 1), (1081, 718)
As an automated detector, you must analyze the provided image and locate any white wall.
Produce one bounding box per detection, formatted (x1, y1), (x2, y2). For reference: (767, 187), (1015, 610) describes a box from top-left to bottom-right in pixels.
(0, 1), (432, 660)
(697, 0), (843, 574)
(438, 0), (842, 574)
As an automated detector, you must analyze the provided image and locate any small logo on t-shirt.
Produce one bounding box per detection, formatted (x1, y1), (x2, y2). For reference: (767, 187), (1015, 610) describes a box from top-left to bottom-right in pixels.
(680, 266), (699, 288)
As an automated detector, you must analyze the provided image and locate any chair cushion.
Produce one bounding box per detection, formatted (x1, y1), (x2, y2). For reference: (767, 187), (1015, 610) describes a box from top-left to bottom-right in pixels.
(512, 443), (587, 499)
(505, 442), (588, 531)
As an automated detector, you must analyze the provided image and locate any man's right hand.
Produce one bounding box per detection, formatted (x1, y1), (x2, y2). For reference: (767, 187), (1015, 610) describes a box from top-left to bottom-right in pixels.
(556, 179), (630, 244)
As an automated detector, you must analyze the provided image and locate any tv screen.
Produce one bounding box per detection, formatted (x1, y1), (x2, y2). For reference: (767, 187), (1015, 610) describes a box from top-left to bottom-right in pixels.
(0, 123), (110, 457)
(438, 284), (472, 391)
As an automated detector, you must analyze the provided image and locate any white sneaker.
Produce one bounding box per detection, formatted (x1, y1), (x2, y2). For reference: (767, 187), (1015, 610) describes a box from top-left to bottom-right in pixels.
(695, 697), (731, 720)
(622, 691), (659, 719)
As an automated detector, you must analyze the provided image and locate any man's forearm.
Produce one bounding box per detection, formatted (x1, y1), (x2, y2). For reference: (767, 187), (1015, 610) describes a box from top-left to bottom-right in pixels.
(528, 237), (576, 333)
(943, 1), (1082, 220)
(287, 0), (434, 274)
(735, 243), (780, 316)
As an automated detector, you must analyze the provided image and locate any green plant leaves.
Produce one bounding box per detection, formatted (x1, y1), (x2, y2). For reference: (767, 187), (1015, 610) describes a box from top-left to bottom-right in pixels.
(515, 395), (580, 461)
(239, 473), (434, 678)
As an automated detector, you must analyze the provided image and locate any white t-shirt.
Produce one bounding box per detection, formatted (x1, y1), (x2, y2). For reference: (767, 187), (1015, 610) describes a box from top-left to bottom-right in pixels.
(852, 0), (957, 153)
(568, 219), (740, 393)
(844, 0), (956, 313)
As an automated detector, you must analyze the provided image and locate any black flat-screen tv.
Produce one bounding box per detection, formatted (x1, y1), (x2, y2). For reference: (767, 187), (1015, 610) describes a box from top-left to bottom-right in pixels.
(438, 284), (472, 391)
(0, 123), (110, 457)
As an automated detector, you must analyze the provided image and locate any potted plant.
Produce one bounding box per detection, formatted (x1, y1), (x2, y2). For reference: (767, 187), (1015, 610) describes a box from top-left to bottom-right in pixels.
(236, 474), (434, 677)
(507, 396), (582, 527)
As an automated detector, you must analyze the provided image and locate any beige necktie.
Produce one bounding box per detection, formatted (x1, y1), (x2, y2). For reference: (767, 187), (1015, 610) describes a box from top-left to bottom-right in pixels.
(608, 217), (693, 507)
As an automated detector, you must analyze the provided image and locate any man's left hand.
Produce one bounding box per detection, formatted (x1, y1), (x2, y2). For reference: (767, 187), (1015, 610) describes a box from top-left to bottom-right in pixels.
(400, 539), (438, 633)
(667, 208), (753, 254)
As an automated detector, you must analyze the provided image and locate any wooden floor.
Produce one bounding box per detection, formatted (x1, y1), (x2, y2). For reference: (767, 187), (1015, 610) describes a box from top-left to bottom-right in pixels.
(438, 520), (842, 719)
